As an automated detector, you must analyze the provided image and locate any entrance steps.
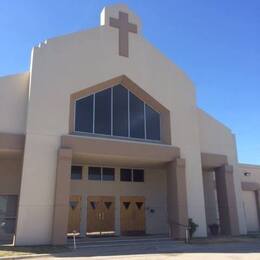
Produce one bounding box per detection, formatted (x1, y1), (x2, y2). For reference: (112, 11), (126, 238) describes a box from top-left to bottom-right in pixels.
(67, 235), (180, 249)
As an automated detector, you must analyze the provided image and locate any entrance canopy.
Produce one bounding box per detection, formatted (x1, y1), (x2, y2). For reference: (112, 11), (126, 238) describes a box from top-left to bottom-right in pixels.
(61, 134), (180, 168)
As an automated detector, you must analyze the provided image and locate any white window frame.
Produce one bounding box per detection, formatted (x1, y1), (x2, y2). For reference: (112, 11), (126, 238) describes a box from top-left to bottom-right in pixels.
(74, 85), (161, 143)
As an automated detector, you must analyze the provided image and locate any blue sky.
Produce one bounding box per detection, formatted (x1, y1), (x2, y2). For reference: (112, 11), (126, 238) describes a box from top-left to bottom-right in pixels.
(0, 0), (259, 164)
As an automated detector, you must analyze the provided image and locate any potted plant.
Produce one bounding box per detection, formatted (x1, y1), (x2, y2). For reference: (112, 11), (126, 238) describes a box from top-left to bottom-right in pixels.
(188, 218), (198, 239)
(208, 223), (219, 236)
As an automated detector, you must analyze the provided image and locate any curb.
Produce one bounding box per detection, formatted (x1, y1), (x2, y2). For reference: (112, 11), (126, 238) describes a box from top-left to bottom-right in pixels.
(190, 238), (260, 245)
(0, 253), (50, 260)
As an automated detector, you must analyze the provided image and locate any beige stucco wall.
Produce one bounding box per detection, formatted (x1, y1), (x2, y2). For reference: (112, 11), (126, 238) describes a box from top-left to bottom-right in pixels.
(0, 73), (29, 134)
(239, 164), (260, 232)
(202, 170), (219, 231)
(15, 5), (208, 245)
(8, 3), (254, 243)
(70, 165), (168, 235)
(240, 164), (260, 183)
(198, 109), (247, 234)
(242, 190), (259, 232)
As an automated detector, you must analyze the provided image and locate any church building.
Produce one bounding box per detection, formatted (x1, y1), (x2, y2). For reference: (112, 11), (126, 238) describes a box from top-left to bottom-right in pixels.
(0, 4), (259, 245)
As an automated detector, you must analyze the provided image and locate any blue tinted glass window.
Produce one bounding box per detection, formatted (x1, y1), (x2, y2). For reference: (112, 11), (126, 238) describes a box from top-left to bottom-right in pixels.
(88, 167), (101, 180)
(145, 105), (160, 140)
(95, 89), (111, 135)
(0, 195), (18, 235)
(102, 168), (115, 181)
(71, 166), (83, 180)
(120, 169), (132, 182)
(129, 93), (145, 139)
(74, 85), (161, 142)
(113, 85), (128, 137)
(75, 95), (93, 133)
(133, 169), (144, 182)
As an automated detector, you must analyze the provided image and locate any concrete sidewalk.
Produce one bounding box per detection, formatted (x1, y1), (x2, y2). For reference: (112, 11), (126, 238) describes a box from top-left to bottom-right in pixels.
(30, 239), (260, 260)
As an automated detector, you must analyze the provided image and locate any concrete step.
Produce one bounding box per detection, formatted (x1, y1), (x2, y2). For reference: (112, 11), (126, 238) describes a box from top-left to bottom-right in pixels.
(67, 235), (180, 249)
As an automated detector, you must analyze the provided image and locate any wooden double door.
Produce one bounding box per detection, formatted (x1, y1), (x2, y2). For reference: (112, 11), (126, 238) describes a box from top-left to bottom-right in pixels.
(67, 195), (81, 234)
(120, 196), (145, 235)
(68, 195), (145, 236)
(87, 196), (115, 235)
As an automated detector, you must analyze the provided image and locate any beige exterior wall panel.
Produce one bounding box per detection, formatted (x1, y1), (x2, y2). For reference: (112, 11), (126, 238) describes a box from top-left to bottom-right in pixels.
(242, 191), (259, 232)
(202, 171), (218, 228)
(198, 109), (247, 235)
(15, 134), (60, 245)
(240, 164), (260, 233)
(240, 164), (260, 183)
(0, 73), (29, 134)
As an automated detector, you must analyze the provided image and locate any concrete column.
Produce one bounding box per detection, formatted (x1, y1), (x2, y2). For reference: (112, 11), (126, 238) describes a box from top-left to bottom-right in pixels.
(255, 190), (260, 230)
(215, 164), (240, 236)
(80, 192), (87, 237)
(115, 195), (120, 236)
(202, 171), (219, 229)
(167, 158), (188, 239)
(52, 148), (72, 245)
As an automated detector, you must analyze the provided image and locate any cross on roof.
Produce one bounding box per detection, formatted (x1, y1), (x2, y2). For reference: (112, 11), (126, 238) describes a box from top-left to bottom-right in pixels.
(109, 11), (138, 57)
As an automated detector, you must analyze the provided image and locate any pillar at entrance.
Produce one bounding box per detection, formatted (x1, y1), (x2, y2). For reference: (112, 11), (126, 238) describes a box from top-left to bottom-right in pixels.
(80, 192), (87, 237)
(167, 158), (188, 239)
(215, 164), (240, 236)
(255, 191), (260, 230)
(52, 148), (72, 245)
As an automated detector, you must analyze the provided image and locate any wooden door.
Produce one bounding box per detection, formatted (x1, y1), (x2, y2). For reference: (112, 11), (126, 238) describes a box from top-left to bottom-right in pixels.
(87, 196), (115, 234)
(120, 196), (145, 235)
(87, 196), (101, 233)
(100, 196), (115, 232)
(68, 195), (81, 234)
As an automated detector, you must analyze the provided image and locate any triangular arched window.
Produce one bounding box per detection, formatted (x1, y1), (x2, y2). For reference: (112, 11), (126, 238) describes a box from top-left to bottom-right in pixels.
(75, 85), (160, 141)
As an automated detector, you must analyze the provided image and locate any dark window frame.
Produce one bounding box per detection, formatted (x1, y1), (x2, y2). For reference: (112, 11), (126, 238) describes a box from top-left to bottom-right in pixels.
(102, 167), (115, 181)
(94, 88), (112, 135)
(88, 167), (102, 181)
(120, 168), (132, 182)
(0, 195), (18, 235)
(120, 168), (145, 183)
(88, 166), (115, 182)
(133, 169), (145, 182)
(71, 165), (83, 180)
(75, 95), (94, 133)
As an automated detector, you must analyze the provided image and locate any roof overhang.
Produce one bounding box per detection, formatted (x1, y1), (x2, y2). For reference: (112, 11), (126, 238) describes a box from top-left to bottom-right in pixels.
(61, 134), (179, 167)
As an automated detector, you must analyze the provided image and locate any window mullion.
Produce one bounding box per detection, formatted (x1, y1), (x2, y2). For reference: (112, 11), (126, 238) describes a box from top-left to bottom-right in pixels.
(144, 103), (146, 140)
(111, 87), (113, 136)
(128, 90), (130, 137)
(93, 94), (95, 133)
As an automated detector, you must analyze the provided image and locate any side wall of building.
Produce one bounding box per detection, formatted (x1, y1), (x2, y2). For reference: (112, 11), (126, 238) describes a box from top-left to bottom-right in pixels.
(198, 108), (247, 235)
(240, 164), (260, 184)
(240, 164), (260, 233)
(0, 72), (28, 240)
(0, 73), (29, 134)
